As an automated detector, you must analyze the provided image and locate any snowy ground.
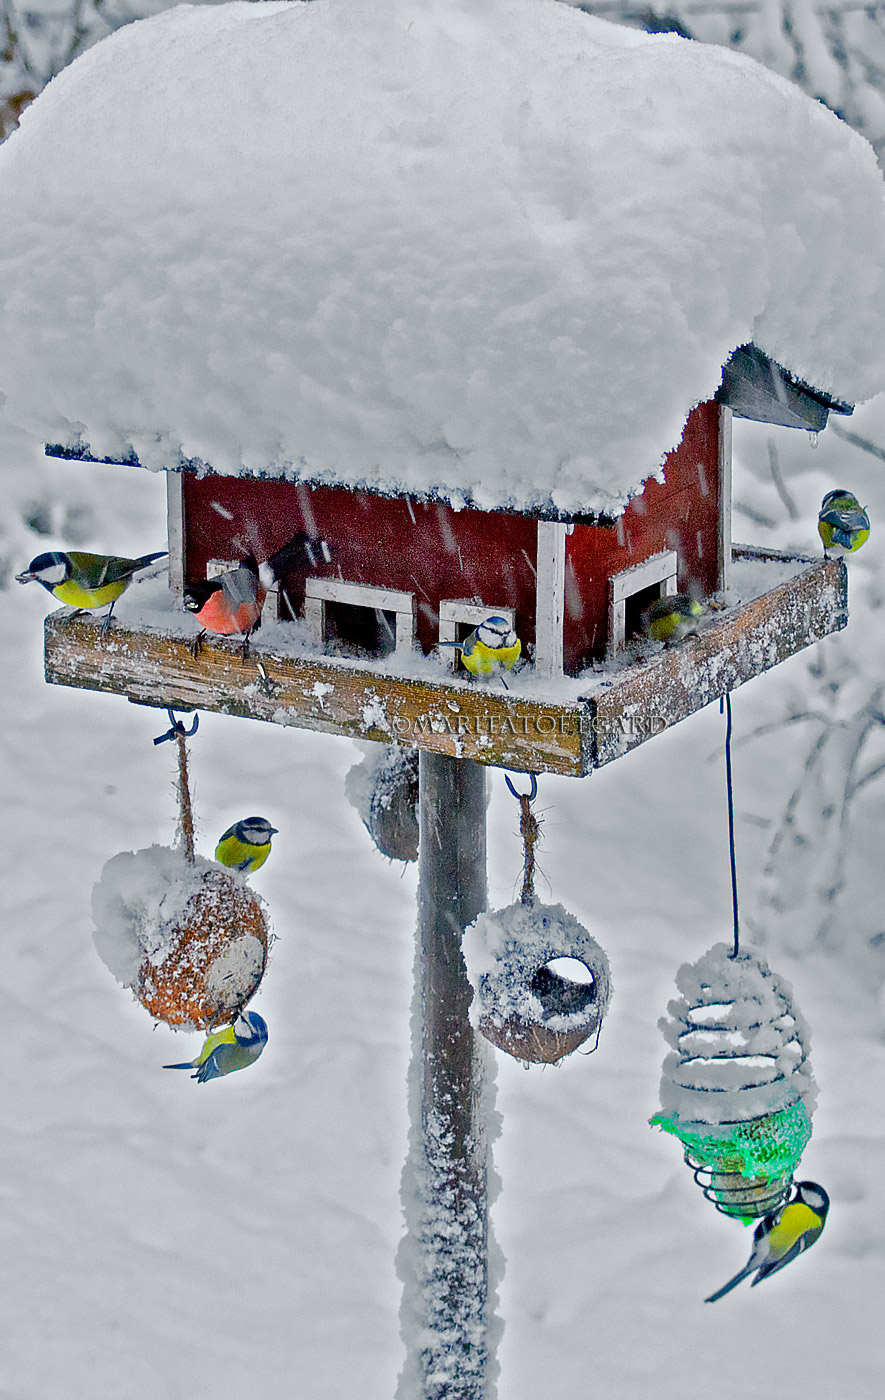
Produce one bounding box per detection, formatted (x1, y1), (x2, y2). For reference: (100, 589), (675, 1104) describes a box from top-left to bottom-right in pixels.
(2, 410), (885, 1399)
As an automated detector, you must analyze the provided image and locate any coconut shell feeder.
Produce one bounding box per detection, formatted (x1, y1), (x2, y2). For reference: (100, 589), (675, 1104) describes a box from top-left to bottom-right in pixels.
(651, 941), (815, 1219)
(92, 709), (271, 1032)
(464, 775), (611, 1064)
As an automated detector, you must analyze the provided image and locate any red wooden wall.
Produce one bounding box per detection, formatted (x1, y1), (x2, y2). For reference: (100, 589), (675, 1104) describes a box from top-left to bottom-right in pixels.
(181, 401), (722, 674)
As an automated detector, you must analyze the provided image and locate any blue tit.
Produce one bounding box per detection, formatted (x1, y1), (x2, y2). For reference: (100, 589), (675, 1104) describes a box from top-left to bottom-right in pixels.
(705, 1180), (829, 1302)
(457, 615), (522, 682)
(16, 549), (167, 633)
(215, 816), (278, 873)
(817, 489), (870, 557)
(641, 592), (705, 644)
(163, 1011), (268, 1083)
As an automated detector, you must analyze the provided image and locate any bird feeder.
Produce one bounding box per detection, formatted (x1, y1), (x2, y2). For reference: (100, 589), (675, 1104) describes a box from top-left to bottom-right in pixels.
(93, 845), (270, 1030)
(91, 711), (271, 1031)
(345, 744), (419, 863)
(651, 942), (816, 1219)
(4, 1), (885, 1393)
(465, 901), (611, 1064)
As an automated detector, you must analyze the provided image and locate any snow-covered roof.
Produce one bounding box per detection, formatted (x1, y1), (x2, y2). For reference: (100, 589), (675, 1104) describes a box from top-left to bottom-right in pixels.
(2, 0), (885, 517)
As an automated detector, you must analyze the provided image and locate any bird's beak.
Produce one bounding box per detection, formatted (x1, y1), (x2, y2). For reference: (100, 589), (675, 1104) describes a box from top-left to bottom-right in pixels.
(14, 570), (34, 584)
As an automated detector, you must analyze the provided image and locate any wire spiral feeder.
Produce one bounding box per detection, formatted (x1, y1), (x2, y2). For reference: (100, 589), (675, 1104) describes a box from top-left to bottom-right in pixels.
(651, 942), (816, 1219)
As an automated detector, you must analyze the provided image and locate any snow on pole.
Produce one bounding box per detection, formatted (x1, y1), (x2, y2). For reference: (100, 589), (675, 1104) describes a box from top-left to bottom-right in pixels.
(651, 942), (816, 1219)
(397, 751), (501, 1400)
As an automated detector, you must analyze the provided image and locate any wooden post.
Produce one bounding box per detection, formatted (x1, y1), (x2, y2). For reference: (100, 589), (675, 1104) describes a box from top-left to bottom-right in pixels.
(397, 752), (499, 1400)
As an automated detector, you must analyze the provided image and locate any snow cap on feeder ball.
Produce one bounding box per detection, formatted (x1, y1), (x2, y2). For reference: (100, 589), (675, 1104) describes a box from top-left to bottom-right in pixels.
(92, 845), (270, 1031)
(651, 943), (816, 1218)
(463, 901), (611, 1064)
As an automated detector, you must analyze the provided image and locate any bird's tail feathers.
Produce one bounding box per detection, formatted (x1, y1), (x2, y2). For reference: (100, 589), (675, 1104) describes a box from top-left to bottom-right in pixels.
(264, 532), (334, 582)
(134, 551), (168, 570)
(162, 1061), (194, 1071)
(704, 1265), (755, 1303)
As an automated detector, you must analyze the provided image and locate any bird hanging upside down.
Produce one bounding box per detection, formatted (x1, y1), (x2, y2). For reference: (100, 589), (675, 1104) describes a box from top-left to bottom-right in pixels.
(15, 549), (167, 635)
(163, 1011), (268, 1083)
(705, 1180), (829, 1303)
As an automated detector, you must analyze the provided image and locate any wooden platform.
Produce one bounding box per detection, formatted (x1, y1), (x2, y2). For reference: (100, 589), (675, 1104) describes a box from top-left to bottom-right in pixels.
(42, 548), (847, 777)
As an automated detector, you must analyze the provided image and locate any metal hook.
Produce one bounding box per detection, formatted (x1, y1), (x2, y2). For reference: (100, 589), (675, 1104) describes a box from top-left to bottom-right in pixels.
(255, 660), (278, 697)
(153, 707), (200, 745)
(504, 772), (537, 802)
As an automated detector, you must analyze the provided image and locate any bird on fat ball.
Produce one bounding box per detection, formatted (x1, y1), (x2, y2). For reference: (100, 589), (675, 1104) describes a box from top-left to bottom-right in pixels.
(163, 1011), (268, 1083)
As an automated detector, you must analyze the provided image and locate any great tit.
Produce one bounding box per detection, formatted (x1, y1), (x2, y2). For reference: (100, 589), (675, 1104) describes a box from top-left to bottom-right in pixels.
(456, 615), (522, 684)
(16, 549), (167, 633)
(215, 816), (278, 873)
(163, 1010), (268, 1082)
(705, 1180), (829, 1302)
(184, 532), (327, 655)
(641, 592), (705, 644)
(817, 489), (870, 557)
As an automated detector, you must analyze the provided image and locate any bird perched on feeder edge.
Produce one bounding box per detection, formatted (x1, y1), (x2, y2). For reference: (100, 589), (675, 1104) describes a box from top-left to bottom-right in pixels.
(215, 816), (278, 873)
(163, 1010), (268, 1083)
(15, 549), (167, 634)
(184, 531), (330, 656)
(641, 592), (706, 645)
(704, 1180), (830, 1302)
(817, 489), (870, 557)
(450, 615), (522, 686)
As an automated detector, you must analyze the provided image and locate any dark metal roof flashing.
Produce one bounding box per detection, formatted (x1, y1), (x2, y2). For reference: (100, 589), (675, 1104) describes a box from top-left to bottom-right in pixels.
(715, 343), (854, 431)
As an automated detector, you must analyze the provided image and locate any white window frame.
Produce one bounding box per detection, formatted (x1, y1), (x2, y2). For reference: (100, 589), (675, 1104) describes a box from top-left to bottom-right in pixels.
(608, 549), (678, 656)
(304, 577), (417, 656)
(718, 403), (733, 591)
(438, 600), (516, 674)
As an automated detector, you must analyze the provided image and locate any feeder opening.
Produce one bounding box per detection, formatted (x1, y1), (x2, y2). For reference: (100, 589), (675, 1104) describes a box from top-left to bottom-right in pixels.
(530, 957), (597, 1016)
(624, 581), (667, 642)
(326, 601), (398, 658)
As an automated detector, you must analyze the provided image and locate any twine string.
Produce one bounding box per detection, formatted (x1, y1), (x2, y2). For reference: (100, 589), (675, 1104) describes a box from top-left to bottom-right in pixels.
(505, 772), (540, 907)
(153, 708), (199, 865)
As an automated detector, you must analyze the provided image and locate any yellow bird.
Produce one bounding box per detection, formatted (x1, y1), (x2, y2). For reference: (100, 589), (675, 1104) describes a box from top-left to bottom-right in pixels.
(163, 1011), (268, 1083)
(457, 615), (522, 682)
(16, 549), (166, 633)
(817, 489), (870, 557)
(705, 1180), (829, 1302)
(214, 816), (278, 873)
(641, 592), (705, 644)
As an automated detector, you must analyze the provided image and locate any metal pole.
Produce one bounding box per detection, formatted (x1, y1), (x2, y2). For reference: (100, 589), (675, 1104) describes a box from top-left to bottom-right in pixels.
(397, 751), (499, 1400)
